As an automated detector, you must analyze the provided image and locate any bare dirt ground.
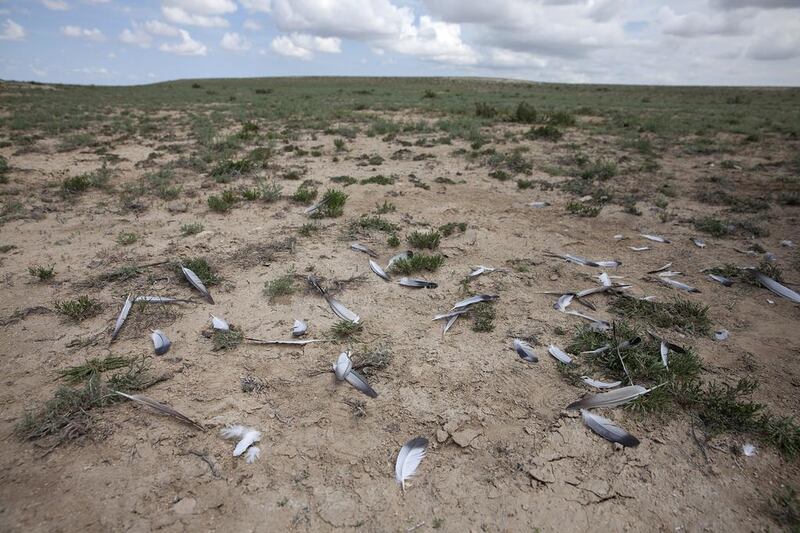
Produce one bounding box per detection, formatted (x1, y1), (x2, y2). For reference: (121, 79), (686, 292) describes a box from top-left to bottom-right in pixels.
(1, 91), (799, 532)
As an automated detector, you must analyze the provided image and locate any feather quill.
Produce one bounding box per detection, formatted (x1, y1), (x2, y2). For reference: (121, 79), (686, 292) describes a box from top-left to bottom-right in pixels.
(647, 262), (673, 274)
(114, 391), (204, 430)
(567, 385), (649, 410)
(150, 329), (171, 355)
(581, 409), (640, 447)
(395, 437), (428, 491)
(514, 339), (538, 363)
(451, 294), (499, 310)
(181, 265), (214, 303)
(245, 337), (324, 345)
(134, 296), (191, 304)
(369, 259), (391, 281)
(111, 294), (134, 341)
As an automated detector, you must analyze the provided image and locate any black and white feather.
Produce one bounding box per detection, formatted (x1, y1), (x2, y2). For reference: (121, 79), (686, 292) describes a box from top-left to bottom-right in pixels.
(150, 329), (171, 355)
(332, 351), (377, 398)
(514, 339), (538, 363)
(181, 265), (214, 303)
(581, 409), (640, 447)
(398, 277), (437, 289)
(111, 294), (134, 341)
(369, 259), (390, 281)
(567, 385), (649, 410)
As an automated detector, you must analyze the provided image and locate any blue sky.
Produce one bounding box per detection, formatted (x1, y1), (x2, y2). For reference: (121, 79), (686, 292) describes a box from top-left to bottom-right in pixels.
(1, 0), (798, 86)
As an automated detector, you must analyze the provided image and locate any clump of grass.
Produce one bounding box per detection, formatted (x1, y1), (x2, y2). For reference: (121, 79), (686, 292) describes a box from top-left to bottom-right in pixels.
(407, 230), (441, 249)
(566, 201), (601, 217)
(769, 485), (800, 529)
(512, 102), (538, 123)
(54, 295), (103, 321)
(471, 302), (496, 332)
(116, 232), (138, 245)
(207, 194), (233, 213)
(241, 187), (261, 201)
(282, 169), (303, 180)
(212, 329), (243, 351)
(387, 234), (400, 247)
(694, 216), (768, 238)
(579, 159), (617, 180)
(694, 216), (729, 237)
(330, 175), (357, 186)
(353, 345), (393, 376)
(361, 175), (394, 185)
(291, 185), (318, 203)
(517, 179), (534, 189)
(263, 269), (296, 300)
(333, 138), (347, 152)
(58, 355), (132, 385)
(489, 170), (510, 181)
(375, 200), (396, 214)
(28, 264), (55, 281)
(525, 125), (563, 141)
(390, 253), (445, 275)
(609, 295), (711, 335)
(352, 215), (398, 233)
(181, 222), (204, 236)
(329, 320), (363, 339)
(475, 102), (498, 118)
(312, 189), (347, 218)
(257, 180), (283, 203)
(438, 222), (467, 237)
(298, 222), (320, 237)
(180, 257), (220, 285)
(210, 158), (252, 183)
(97, 265), (141, 283)
(241, 375), (266, 393)
(62, 174), (91, 195)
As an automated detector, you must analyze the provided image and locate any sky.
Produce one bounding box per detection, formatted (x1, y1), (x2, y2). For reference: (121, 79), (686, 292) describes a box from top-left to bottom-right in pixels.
(0, 0), (799, 86)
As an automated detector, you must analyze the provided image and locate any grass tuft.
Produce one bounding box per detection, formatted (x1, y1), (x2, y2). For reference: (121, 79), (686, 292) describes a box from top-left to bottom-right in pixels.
(407, 230), (441, 249)
(263, 269), (296, 300)
(180, 222), (204, 236)
(312, 189), (347, 218)
(29, 264), (55, 281)
(180, 257), (220, 285)
(610, 295), (711, 335)
(390, 253), (444, 275)
(329, 320), (363, 339)
(54, 295), (102, 321)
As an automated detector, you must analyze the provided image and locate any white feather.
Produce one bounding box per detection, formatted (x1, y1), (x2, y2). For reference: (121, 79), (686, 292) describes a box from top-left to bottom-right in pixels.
(245, 446), (261, 464)
(395, 437), (428, 491)
(220, 425), (261, 456)
(210, 314), (230, 331)
(220, 425), (248, 439)
(548, 345), (573, 364)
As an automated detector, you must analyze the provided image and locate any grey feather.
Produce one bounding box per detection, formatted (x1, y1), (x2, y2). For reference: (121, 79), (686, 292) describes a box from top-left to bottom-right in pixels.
(385, 250), (413, 271)
(554, 293), (574, 311)
(432, 309), (470, 321)
(514, 339), (538, 363)
(369, 259), (390, 281)
(114, 391), (204, 430)
(647, 262), (672, 274)
(629, 246), (650, 252)
(150, 329), (171, 355)
(581, 344), (611, 355)
(181, 265), (214, 303)
(548, 344), (573, 364)
(567, 385), (649, 410)
(398, 277), (437, 289)
(292, 319), (307, 337)
(333, 351), (353, 380)
(581, 376), (622, 389)
(452, 294), (499, 310)
(581, 409), (640, 447)
(442, 313), (459, 336)
(307, 275), (326, 295)
(111, 294), (133, 341)
(708, 274), (733, 287)
(325, 295), (360, 323)
(350, 243), (378, 258)
(660, 341), (669, 367)
(639, 234), (670, 243)
(658, 276), (700, 293)
(135, 296), (191, 304)
(754, 272), (800, 303)
(344, 369), (378, 398)
(395, 437), (428, 491)
(691, 237), (706, 248)
(245, 337), (324, 346)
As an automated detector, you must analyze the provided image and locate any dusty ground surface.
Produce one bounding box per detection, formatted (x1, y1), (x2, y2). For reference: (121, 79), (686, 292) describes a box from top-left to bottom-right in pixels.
(1, 80), (799, 532)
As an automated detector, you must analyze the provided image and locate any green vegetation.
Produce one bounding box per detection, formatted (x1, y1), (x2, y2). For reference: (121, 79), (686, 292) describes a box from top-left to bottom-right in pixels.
(438, 221), (467, 236)
(28, 264), (55, 281)
(387, 234), (400, 247)
(610, 295), (711, 335)
(471, 302), (496, 332)
(351, 215), (398, 233)
(212, 329), (243, 351)
(208, 193), (233, 213)
(180, 257), (220, 285)
(58, 356), (132, 385)
(389, 253), (445, 275)
(180, 222), (204, 236)
(298, 222), (320, 237)
(566, 201), (601, 217)
(330, 175), (357, 186)
(329, 320), (364, 340)
(291, 184), (318, 203)
(263, 269), (296, 300)
(407, 230), (441, 249)
(116, 231), (138, 245)
(361, 174), (394, 185)
(375, 200), (396, 214)
(210, 158), (252, 183)
(54, 295), (103, 321)
(312, 189), (347, 218)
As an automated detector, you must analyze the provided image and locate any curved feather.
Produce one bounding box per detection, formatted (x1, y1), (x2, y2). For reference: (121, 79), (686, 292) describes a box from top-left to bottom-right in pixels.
(181, 265), (214, 303)
(442, 313), (459, 336)
(660, 341), (669, 368)
(210, 314), (229, 331)
(581, 376), (621, 389)
(150, 329), (171, 355)
(245, 446), (261, 464)
(548, 344), (573, 364)
(640, 234), (669, 243)
(350, 243), (378, 258)
(395, 437), (428, 491)
(344, 369), (378, 398)
(581, 409), (640, 447)
(567, 385), (648, 410)
(114, 391), (203, 430)
(554, 293), (574, 311)
(659, 277), (700, 293)
(325, 295), (360, 323)
(755, 272), (800, 303)
(513, 339), (538, 363)
(233, 428), (261, 456)
(451, 294), (499, 310)
(398, 277), (437, 289)
(135, 296), (191, 304)
(246, 337), (324, 345)
(333, 351), (353, 380)
(708, 274), (733, 287)
(369, 259), (390, 281)
(111, 294), (133, 341)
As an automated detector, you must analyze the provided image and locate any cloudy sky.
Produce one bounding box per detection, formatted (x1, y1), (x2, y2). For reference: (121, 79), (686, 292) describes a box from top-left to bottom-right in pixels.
(0, 0), (798, 86)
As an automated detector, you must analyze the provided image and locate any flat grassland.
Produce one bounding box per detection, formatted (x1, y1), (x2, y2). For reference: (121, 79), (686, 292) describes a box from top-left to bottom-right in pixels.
(1, 77), (799, 531)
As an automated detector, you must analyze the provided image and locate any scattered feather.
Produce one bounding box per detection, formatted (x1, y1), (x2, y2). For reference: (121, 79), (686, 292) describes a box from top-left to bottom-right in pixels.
(220, 425), (262, 456)
(325, 295), (361, 323)
(150, 329), (171, 355)
(292, 319), (307, 337)
(708, 274), (733, 287)
(181, 265), (214, 304)
(395, 437), (428, 491)
(581, 376), (622, 389)
(742, 443), (757, 457)
(385, 250), (413, 271)
(469, 265), (505, 278)
(514, 339), (538, 363)
(111, 294), (133, 341)
(245, 446), (261, 464)
(451, 294), (499, 310)
(629, 246), (650, 252)
(691, 237), (706, 248)
(442, 313), (459, 336)
(658, 277), (700, 293)
(350, 243), (378, 258)
(581, 344), (611, 355)
(754, 271), (800, 303)
(245, 337), (324, 345)
(613, 234), (625, 240)
(369, 259), (391, 281)
(210, 314), (230, 331)
(567, 385), (650, 410)
(134, 296), (190, 304)
(660, 341), (669, 368)
(332, 351), (377, 397)
(647, 262), (672, 274)
(554, 293), (574, 312)
(115, 391), (203, 430)
(581, 410), (640, 447)
(432, 309), (470, 321)
(640, 234), (670, 243)
(529, 201), (550, 208)
(398, 277), (438, 289)
(714, 329), (729, 341)
(548, 344), (573, 364)
(780, 240), (794, 248)
(597, 273), (612, 287)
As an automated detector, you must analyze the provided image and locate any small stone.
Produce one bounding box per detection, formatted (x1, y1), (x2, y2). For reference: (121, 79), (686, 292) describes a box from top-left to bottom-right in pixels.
(167, 201), (188, 213)
(452, 428), (481, 447)
(172, 497), (196, 515)
(436, 429), (449, 443)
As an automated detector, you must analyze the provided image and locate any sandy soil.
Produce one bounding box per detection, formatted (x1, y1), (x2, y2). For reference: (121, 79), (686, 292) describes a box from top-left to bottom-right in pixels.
(1, 111), (799, 532)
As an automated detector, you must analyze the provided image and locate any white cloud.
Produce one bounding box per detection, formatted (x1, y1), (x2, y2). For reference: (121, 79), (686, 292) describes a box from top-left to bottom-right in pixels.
(73, 66), (110, 75)
(0, 19), (25, 41)
(42, 0), (69, 9)
(271, 35), (313, 59)
(220, 31), (251, 51)
(61, 25), (105, 41)
(747, 18), (800, 60)
(240, 0), (271, 12)
(159, 29), (207, 55)
(243, 18), (262, 31)
(660, 6), (749, 37)
(162, 7), (230, 26)
(712, 0), (800, 9)
(162, 0), (237, 15)
(144, 20), (179, 36)
(31, 65), (47, 77)
(269, 32), (342, 59)
(119, 24), (152, 47)
(483, 48), (547, 69)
